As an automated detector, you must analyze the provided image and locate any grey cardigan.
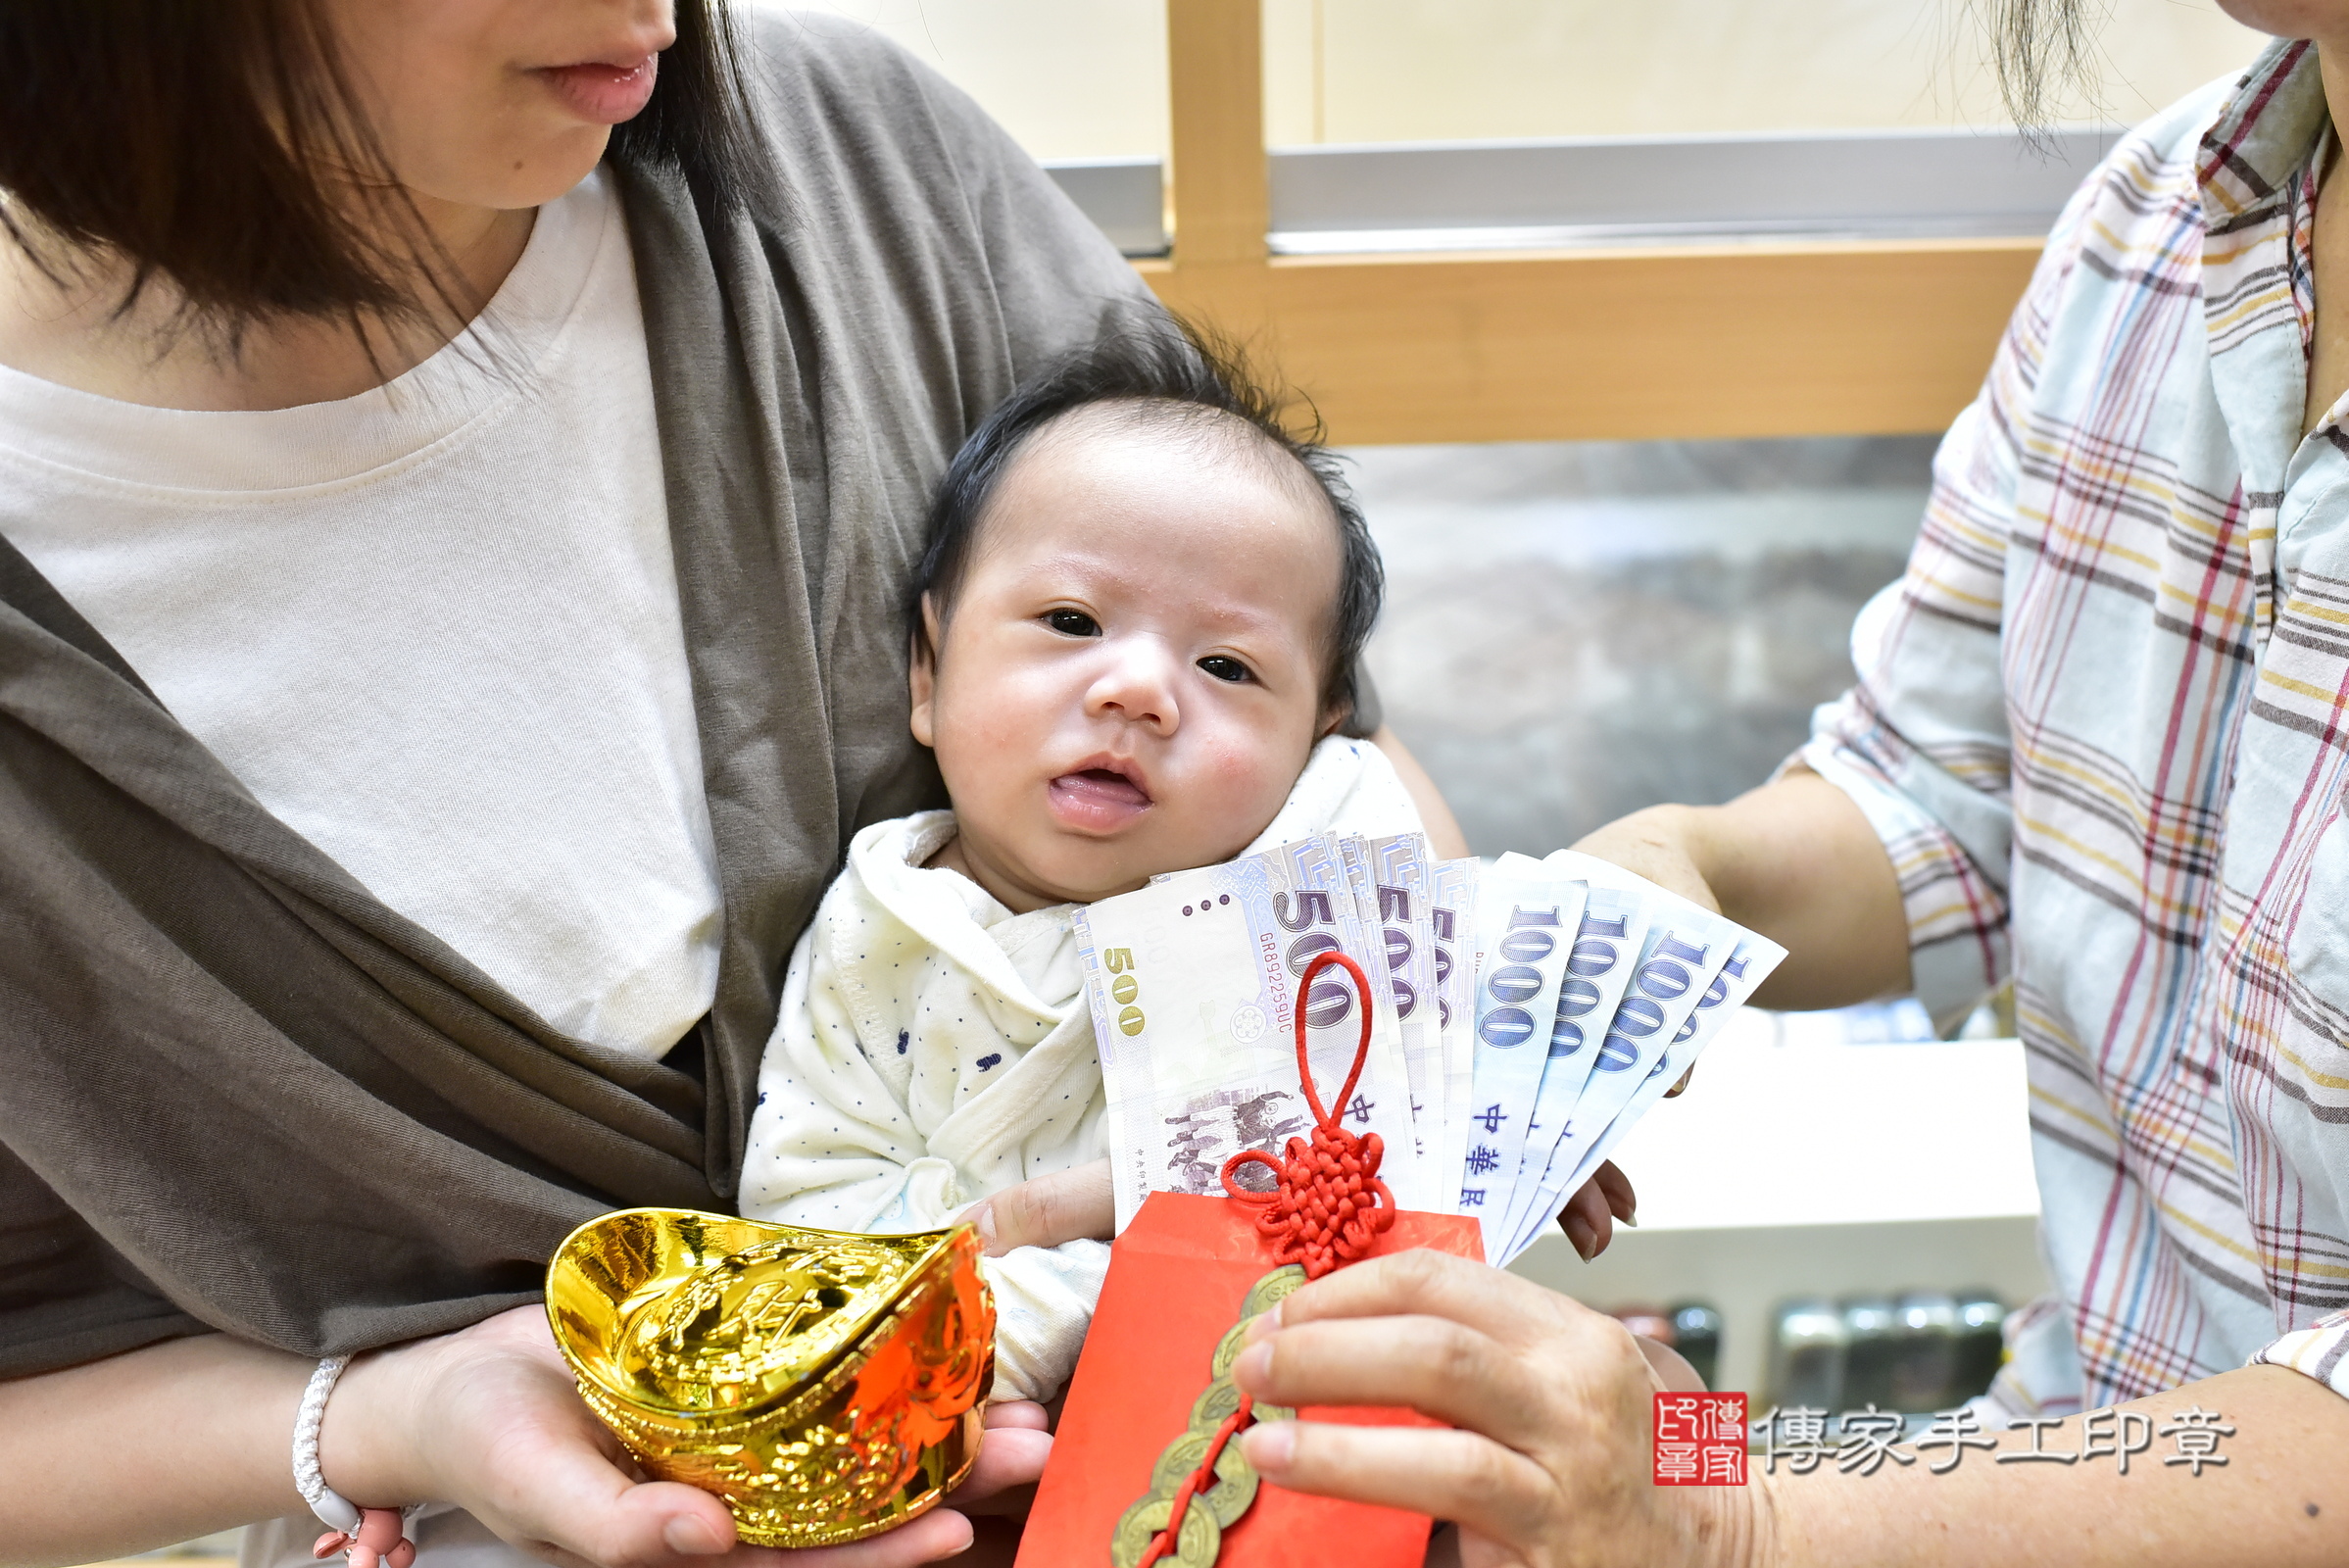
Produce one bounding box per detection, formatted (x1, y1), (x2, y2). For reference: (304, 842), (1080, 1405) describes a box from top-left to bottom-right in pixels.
(0, 18), (1156, 1374)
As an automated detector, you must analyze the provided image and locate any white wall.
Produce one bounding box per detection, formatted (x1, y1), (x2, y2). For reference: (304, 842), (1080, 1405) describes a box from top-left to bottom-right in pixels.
(768, 1), (1168, 159)
(774, 0), (2268, 158)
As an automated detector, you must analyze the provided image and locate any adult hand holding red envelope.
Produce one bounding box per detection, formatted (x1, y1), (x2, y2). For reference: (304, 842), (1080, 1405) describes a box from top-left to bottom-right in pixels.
(1218, 1250), (1737, 1568)
(1017, 953), (1485, 1568)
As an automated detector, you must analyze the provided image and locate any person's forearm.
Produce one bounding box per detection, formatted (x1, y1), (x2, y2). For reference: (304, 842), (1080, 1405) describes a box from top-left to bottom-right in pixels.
(1761, 1365), (2346, 1567)
(0, 1334), (312, 1566)
(6, 1304), (972, 1568)
(1579, 769), (1909, 1010)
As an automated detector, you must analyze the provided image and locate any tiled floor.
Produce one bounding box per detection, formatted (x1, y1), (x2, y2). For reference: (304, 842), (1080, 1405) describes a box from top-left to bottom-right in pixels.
(1351, 434), (1934, 855)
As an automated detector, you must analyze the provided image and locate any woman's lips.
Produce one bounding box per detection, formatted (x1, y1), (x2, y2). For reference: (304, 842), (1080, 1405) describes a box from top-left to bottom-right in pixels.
(1048, 767), (1152, 832)
(537, 55), (660, 124)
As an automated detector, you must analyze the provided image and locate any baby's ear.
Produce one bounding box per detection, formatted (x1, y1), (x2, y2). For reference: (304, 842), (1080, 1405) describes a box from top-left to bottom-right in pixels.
(907, 594), (942, 748)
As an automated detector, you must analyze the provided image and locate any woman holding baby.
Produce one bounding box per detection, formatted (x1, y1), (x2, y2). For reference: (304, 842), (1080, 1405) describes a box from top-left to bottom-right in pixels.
(3, 5), (2344, 1568)
(0, 3), (1472, 1566)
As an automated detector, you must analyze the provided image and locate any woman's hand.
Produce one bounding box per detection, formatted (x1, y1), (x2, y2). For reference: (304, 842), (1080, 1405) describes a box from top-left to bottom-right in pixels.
(320, 1158), (1117, 1567)
(329, 1306), (1047, 1568)
(1227, 1250), (1763, 1568)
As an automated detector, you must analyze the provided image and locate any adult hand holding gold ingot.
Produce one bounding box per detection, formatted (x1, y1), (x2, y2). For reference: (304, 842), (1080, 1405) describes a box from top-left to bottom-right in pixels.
(546, 1208), (997, 1548)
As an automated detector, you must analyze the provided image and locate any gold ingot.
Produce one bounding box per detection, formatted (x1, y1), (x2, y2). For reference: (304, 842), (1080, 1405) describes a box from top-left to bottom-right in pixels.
(546, 1207), (995, 1548)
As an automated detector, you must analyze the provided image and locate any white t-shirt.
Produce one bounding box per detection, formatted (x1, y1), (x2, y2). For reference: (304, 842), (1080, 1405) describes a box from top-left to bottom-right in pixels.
(0, 171), (721, 1058)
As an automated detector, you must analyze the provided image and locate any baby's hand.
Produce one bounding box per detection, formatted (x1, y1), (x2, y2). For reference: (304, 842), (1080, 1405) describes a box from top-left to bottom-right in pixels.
(1554, 1159), (1637, 1261)
(960, 1160), (1115, 1254)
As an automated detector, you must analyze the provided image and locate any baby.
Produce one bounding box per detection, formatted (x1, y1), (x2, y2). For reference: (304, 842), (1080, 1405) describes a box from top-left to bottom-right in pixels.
(738, 327), (1422, 1402)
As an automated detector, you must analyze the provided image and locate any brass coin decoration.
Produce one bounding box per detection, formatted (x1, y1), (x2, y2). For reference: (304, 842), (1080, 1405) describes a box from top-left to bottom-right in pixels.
(1148, 1432), (1259, 1527)
(1113, 1495), (1222, 1568)
(1209, 1321), (1253, 1382)
(546, 1207), (995, 1548)
(1108, 1265), (1300, 1568)
(1243, 1264), (1308, 1320)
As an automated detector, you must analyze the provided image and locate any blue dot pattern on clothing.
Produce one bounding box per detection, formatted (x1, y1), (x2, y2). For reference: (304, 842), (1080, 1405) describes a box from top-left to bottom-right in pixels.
(976, 1054), (1002, 1071)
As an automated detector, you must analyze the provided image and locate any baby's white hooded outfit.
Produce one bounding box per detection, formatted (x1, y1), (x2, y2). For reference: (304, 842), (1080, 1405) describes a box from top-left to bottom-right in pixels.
(738, 735), (1422, 1400)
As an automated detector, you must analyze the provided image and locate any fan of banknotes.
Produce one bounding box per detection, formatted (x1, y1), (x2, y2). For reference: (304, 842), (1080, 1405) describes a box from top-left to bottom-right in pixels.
(1071, 836), (1787, 1265)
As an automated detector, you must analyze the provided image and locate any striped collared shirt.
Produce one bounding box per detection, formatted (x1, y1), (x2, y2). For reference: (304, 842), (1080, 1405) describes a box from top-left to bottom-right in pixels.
(1805, 37), (2349, 1410)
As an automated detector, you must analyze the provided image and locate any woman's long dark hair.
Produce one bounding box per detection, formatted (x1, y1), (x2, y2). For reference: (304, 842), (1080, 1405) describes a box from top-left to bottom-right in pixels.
(0, 0), (768, 330)
(1977, 0), (2093, 129)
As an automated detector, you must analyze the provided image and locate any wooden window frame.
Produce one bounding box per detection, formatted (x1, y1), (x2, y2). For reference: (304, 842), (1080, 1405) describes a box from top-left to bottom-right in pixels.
(1146, 0), (2042, 444)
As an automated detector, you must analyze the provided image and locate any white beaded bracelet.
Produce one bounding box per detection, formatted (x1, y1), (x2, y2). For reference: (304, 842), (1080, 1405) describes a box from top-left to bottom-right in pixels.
(294, 1355), (419, 1568)
(294, 1355), (365, 1534)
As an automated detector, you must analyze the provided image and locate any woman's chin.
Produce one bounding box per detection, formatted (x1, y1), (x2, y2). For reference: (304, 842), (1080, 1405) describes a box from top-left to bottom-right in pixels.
(425, 126), (613, 213)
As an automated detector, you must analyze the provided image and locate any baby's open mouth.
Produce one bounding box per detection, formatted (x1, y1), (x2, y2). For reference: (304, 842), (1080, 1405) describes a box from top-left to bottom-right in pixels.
(1045, 760), (1154, 832)
(1052, 767), (1151, 808)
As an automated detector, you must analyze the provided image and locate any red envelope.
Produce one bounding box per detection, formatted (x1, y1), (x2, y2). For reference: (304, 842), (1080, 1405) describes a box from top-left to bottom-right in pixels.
(1015, 1191), (1485, 1568)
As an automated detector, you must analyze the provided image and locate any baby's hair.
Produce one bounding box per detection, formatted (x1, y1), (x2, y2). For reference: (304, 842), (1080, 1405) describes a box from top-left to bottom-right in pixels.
(908, 319), (1383, 728)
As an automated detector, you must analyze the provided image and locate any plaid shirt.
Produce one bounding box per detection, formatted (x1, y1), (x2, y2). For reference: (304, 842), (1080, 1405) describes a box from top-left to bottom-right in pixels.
(1805, 38), (2349, 1411)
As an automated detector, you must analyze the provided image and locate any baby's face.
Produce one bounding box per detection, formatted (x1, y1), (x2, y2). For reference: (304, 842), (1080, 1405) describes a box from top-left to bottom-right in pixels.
(911, 410), (1340, 911)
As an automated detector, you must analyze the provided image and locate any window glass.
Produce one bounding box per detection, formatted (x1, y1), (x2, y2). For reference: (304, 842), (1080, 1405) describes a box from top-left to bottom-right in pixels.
(775, 2), (2270, 158)
(1263, 0), (2268, 146)
(771, 0), (1168, 160)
